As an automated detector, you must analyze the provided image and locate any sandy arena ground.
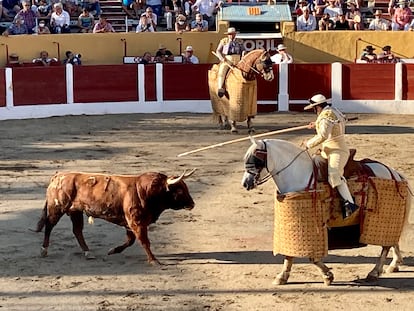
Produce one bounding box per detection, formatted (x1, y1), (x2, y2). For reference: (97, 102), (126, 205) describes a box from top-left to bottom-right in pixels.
(0, 112), (413, 311)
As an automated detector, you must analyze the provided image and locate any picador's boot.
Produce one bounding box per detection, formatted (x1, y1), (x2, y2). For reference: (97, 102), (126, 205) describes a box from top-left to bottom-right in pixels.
(217, 76), (226, 97)
(336, 178), (359, 219)
(343, 200), (359, 219)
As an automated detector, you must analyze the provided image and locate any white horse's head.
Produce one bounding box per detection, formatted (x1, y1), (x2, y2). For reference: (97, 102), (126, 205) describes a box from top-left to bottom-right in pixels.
(241, 137), (270, 190)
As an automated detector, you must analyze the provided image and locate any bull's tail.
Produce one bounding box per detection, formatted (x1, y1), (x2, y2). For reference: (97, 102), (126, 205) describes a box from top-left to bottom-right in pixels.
(35, 201), (48, 232)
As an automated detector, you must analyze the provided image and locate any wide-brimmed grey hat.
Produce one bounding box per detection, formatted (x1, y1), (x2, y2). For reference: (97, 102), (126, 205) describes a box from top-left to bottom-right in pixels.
(304, 94), (332, 110)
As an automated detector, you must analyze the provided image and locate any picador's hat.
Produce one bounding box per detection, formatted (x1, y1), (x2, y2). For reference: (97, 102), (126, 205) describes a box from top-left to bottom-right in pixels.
(304, 94), (331, 110)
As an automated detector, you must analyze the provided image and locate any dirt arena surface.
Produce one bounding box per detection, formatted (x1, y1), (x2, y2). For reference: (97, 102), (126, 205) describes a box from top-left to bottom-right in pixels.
(0, 112), (413, 311)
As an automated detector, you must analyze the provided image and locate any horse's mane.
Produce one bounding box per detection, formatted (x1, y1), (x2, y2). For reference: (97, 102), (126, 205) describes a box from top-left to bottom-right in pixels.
(236, 49), (268, 79)
(244, 139), (303, 161)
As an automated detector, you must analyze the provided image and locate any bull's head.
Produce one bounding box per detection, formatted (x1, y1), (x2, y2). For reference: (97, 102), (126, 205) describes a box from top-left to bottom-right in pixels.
(166, 169), (196, 210)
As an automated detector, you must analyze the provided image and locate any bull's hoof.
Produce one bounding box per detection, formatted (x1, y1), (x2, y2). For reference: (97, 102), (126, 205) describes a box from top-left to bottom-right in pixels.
(84, 251), (96, 260)
(217, 88), (226, 98)
(149, 259), (161, 266)
(40, 247), (48, 257)
(107, 248), (116, 255)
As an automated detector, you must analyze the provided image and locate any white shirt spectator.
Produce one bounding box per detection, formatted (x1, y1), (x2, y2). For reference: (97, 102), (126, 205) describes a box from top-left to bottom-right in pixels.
(51, 8), (70, 27)
(323, 5), (342, 22)
(192, 0), (222, 17)
(296, 10), (317, 31)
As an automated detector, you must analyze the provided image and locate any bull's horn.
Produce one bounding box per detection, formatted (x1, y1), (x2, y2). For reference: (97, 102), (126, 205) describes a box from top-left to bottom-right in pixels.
(167, 169), (197, 185)
(183, 168), (196, 178)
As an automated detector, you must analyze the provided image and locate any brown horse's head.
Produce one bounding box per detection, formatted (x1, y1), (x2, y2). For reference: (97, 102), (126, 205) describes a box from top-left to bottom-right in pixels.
(254, 50), (274, 81)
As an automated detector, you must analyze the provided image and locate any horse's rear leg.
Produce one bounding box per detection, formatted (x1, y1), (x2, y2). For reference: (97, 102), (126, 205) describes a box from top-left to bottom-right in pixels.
(273, 256), (293, 285)
(108, 229), (136, 255)
(367, 246), (391, 281)
(386, 245), (403, 273)
(247, 117), (255, 134)
(230, 120), (237, 133)
(312, 258), (334, 285)
(70, 211), (94, 259)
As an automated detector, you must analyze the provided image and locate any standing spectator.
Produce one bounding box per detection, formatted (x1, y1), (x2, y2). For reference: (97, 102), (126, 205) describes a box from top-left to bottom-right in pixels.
(296, 7), (317, 31)
(319, 12), (334, 30)
(77, 8), (95, 33)
(139, 52), (153, 64)
(191, 0), (223, 30)
(33, 19), (51, 34)
(146, 0), (163, 17)
(184, 0), (195, 18)
(345, 1), (363, 30)
(32, 50), (58, 66)
(136, 15), (155, 32)
(190, 13), (208, 31)
(93, 16), (116, 33)
(324, 0), (342, 22)
(50, 3), (71, 33)
(141, 7), (157, 30)
(359, 45), (377, 63)
(334, 14), (349, 30)
(164, 0), (181, 31)
(15, 0), (39, 34)
(2, 15), (28, 36)
(182, 45), (199, 64)
(271, 44), (293, 64)
(369, 9), (390, 30)
(175, 13), (189, 33)
(391, 0), (412, 31)
(63, 50), (82, 65)
(377, 45), (399, 63)
(154, 44), (174, 63)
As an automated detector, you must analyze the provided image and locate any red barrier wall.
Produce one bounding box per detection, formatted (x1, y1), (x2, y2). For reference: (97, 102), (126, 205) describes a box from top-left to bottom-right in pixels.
(12, 66), (66, 106)
(0, 69), (5, 107)
(74, 65), (138, 103)
(403, 64), (414, 100)
(342, 64), (395, 100)
(144, 65), (157, 101)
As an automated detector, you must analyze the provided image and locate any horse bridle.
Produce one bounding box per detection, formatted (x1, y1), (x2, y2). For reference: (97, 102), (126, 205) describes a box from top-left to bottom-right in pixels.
(237, 53), (273, 78)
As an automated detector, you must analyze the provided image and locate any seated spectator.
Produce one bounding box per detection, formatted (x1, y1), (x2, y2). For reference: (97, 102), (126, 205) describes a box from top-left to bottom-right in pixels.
(121, 0), (143, 19)
(78, 8), (95, 33)
(2, 15), (28, 36)
(15, 0), (39, 35)
(359, 45), (377, 63)
(33, 19), (51, 34)
(63, 50), (82, 65)
(36, 0), (52, 18)
(63, 0), (80, 17)
(175, 13), (190, 33)
(182, 45), (199, 64)
(164, 0), (181, 31)
(50, 3), (71, 34)
(391, 0), (412, 31)
(295, 0), (310, 17)
(32, 50), (58, 66)
(136, 15), (155, 32)
(369, 10), (390, 30)
(1, 0), (20, 20)
(270, 44), (293, 64)
(154, 44), (174, 63)
(334, 13), (349, 30)
(191, 0), (223, 31)
(296, 7), (317, 31)
(324, 0), (342, 22)
(377, 45), (399, 63)
(93, 16), (116, 33)
(319, 13), (334, 30)
(345, 1), (363, 30)
(141, 7), (157, 30)
(314, 0), (327, 15)
(146, 0), (163, 17)
(190, 13), (208, 32)
(139, 52), (153, 64)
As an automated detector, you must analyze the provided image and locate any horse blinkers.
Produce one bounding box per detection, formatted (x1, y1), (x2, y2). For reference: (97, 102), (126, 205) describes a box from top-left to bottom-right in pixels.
(245, 148), (268, 184)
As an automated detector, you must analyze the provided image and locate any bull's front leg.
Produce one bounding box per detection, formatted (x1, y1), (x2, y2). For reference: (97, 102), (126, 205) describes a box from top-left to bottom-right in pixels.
(70, 211), (95, 259)
(130, 224), (160, 265)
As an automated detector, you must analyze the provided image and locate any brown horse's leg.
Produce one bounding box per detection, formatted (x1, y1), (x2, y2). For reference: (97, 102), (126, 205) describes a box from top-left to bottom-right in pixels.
(366, 246), (391, 281)
(386, 245), (403, 273)
(273, 256), (293, 285)
(311, 258), (334, 285)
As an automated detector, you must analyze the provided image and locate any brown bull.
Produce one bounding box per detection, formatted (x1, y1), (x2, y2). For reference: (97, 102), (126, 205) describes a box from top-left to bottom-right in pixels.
(35, 170), (195, 265)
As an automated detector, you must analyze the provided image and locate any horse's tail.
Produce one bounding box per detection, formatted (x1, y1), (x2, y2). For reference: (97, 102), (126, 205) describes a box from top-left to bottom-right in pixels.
(35, 201), (48, 232)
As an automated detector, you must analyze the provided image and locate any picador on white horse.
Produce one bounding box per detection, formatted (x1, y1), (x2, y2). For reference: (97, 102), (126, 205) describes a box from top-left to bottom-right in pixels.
(303, 94), (359, 218)
(215, 27), (245, 98)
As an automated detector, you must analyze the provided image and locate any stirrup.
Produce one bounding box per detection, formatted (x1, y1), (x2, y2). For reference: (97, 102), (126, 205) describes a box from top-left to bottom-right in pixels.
(342, 201), (359, 219)
(218, 88), (226, 98)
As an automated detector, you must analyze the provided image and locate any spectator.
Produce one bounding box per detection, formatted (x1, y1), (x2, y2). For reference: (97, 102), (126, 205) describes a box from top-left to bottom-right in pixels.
(50, 3), (71, 34)
(182, 45), (199, 64)
(359, 45), (377, 63)
(78, 8), (95, 33)
(324, 0), (342, 22)
(391, 0), (412, 31)
(15, 0), (39, 34)
(154, 44), (174, 63)
(33, 19), (51, 34)
(191, 0), (223, 30)
(81, 0), (101, 18)
(314, 0), (327, 15)
(32, 50), (58, 66)
(270, 44), (293, 64)
(295, 0), (310, 16)
(121, 0), (143, 19)
(164, 0), (181, 31)
(369, 9), (390, 30)
(377, 45), (399, 63)
(139, 52), (153, 64)
(345, 1), (363, 30)
(141, 7), (157, 30)
(334, 13), (349, 30)
(190, 13), (208, 31)
(93, 16), (116, 33)
(63, 50), (82, 65)
(64, 0), (80, 17)
(136, 15), (155, 32)
(1, 0), (20, 20)
(36, 0), (52, 18)
(2, 15), (28, 36)
(388, 0), (398, 16)
(184, 0), (195, 18)
(146, 0), (163, 17)
(319, 12), (334, 30)
(175, 13), (190, 33)
(296, 7), (317, 31)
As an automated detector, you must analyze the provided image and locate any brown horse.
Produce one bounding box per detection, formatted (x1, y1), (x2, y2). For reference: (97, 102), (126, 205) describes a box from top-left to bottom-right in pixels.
(208, 49), (274, 133)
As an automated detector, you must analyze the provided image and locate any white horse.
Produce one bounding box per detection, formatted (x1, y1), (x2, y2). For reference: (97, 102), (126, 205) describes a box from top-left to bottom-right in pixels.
(241, 138), (412, 285)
